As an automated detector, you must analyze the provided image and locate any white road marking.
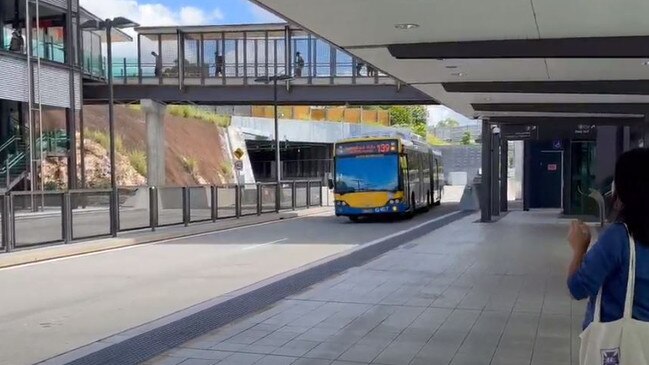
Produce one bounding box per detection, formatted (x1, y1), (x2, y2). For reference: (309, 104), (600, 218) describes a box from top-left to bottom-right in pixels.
(0, 213), (327, 271)
(241, 238), (288, 251)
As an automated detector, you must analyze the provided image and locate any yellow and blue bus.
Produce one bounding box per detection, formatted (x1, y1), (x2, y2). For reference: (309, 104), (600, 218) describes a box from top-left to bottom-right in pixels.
(330, 135), (443, 220)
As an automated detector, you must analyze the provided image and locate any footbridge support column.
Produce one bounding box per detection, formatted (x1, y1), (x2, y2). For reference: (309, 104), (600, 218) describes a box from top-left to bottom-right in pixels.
(141, 99), (167, 186)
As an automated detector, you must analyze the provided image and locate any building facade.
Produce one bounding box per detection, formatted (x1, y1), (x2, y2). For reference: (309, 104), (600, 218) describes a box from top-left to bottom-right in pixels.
(0, 0), (121, 191)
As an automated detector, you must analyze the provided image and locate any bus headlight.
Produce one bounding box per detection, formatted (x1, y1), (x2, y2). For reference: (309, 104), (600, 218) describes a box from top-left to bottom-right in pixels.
(388, 199), (395, 205)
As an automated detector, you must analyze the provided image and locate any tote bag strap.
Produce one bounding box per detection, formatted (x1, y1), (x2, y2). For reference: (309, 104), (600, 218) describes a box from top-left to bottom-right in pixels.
(623, 224), (637, 319)
(592, 225), (636, 322)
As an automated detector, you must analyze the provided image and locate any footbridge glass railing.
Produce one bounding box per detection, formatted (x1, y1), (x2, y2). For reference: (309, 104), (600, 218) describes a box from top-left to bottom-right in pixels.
(101, 24), (394, 86)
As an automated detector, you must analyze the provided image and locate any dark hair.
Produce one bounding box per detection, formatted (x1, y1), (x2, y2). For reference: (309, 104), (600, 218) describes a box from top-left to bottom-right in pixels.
(614, 148), (649, 245)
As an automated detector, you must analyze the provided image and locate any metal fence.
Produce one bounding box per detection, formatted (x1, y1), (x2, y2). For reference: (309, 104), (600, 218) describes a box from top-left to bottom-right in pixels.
(0, 180), (323, 253)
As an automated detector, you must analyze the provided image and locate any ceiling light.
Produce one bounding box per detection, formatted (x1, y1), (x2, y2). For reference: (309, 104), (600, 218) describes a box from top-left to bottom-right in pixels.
(643, 61), (649, 66)
(394, 23), (419, 30)
(484, 97), (492, 102)
(451, 72), (465, 77)
(445, 65), (459, 69)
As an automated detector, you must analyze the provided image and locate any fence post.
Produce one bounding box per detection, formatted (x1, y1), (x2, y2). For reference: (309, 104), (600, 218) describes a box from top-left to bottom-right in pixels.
(235, 185), (241, 218)
(211, 186), (218, 222)
(291, 181), (297, 210)
(182, 187), (190, 226)
(306, 181), (311, 208)
(62, 192), (72, 243)
(319, 181), (323, 206)
(9, 194), (15, 251)
(149, 187), (158, 231)
(275, 182), (281, 213)
(257, 183), (262, 215)
(110, 189), (118, 237)
(1, 195), (8, 253)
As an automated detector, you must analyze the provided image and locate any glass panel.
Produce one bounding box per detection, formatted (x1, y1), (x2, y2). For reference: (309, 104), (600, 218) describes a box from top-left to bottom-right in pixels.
(13, 193), (63, 247)
(280, 183), (292, 209)
(295, 182), (308, 208)
(202, 33), (222, 78)
(224, 39), (236, 77)
(160, 33), (178, 78)
(217, 186), (236, 218)
(570, 141), (597, 216)
(336, 49), (352, 77)
(71, 191), (111, 240)
(256, 37), (266, 77)
(260, 184), (276, 213)
(189, 186), (212, 222)
(118, 187), (150, 231)
(157, 187), (183, 226)
(183, 33), (202, 78)
(236, 39), (244, 77)
(140, 34), (159, 78)
(240, 185), (258, 216)
(294, 37), (309, 78)
(310, 182), (321, 206)
(314, 39), (330, 77)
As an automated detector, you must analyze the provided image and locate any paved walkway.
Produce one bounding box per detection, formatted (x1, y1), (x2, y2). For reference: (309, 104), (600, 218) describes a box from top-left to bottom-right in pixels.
(148, 210), (585, 365)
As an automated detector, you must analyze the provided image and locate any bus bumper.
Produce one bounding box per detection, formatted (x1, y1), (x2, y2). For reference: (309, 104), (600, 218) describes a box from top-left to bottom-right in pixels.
(335, 203), (408, 216)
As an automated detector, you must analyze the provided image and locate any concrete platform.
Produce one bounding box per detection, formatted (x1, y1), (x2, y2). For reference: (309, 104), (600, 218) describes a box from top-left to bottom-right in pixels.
(146, 210), (585, 365)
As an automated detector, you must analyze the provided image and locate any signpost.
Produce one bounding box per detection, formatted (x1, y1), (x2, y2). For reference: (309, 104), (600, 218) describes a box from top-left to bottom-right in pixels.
(233, 148), (245, 184)
(234, 160), (244, 171)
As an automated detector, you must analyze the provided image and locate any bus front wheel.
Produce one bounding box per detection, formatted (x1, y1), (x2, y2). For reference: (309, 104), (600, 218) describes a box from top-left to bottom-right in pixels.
(349, 216), (360, 222)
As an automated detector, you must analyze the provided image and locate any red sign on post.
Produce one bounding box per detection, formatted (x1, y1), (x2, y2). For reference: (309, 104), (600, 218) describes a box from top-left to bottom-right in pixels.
(547, 164), (558, 171)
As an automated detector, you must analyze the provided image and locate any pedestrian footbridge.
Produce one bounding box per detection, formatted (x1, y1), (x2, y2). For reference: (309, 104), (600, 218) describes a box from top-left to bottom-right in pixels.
(83, 24), (435, 105)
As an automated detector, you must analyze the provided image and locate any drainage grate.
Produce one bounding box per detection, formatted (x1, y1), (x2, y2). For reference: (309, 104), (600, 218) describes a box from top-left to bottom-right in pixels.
(63, 211), (469, 365)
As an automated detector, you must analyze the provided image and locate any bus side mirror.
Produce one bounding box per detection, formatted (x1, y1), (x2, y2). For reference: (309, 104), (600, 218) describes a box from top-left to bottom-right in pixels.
(327, 178), (334, 190)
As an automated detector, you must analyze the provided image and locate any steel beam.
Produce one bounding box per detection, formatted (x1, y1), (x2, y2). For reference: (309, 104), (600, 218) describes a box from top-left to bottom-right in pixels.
(389, 36), (649, 59)
(83, 84), (437, 105)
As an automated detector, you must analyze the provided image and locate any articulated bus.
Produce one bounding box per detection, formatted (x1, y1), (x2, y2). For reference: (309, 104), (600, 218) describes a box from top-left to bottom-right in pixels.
(330, 135), (443, 221)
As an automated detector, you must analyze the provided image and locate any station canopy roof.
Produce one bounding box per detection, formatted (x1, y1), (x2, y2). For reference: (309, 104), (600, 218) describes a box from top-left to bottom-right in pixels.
(251, 0), (649, 124)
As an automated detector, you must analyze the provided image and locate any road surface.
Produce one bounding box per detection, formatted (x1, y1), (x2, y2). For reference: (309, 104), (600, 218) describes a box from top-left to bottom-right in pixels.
(0, 204), (457, 364)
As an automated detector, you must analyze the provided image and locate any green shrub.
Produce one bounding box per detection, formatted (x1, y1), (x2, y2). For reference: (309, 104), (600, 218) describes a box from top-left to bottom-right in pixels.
(180, 155), (198, 174)
(84, 129), (124, 152)
(426, 133), (450, 146)
(128, 150), (147, 176)
(44, 181), (59, 191)
(219, 162), (233, 178)
(168, 105), (231, 127)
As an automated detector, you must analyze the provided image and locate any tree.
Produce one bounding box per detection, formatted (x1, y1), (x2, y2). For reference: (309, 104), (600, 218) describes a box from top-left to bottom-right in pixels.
(426, 133), (449, 146)
(437, 118), (459, 128)
(388, 105), (428, 137)
(461, 131), (473, 145)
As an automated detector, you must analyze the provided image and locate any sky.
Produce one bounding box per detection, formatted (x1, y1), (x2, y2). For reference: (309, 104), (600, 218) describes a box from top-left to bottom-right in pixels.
(79, 0), (282, 57)
(80, 0), (282, 27)
(427, 106), (477, 127)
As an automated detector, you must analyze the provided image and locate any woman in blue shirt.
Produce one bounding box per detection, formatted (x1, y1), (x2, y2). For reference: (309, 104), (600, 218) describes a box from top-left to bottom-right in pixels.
(567, 148), (649, 329)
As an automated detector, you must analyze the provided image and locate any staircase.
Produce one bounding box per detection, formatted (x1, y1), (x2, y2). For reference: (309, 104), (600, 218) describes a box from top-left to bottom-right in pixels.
(0, 136), (28, 191)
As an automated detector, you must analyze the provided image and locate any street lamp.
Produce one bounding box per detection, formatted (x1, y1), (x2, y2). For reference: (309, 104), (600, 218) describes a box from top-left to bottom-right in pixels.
(254, 75), (293, 211)
(81, 17), (139, 236)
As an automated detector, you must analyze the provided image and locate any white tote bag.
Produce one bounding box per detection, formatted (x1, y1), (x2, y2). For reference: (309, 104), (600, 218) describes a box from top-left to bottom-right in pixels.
(579, 229), (649, 365)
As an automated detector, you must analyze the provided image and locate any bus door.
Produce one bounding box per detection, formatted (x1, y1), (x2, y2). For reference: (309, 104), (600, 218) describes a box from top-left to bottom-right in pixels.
(400, 154), (410, 199)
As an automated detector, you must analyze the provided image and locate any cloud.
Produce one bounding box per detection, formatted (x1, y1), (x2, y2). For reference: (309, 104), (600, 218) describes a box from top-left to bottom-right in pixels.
(248, 3), (284, 23)
(80, 0), (225, 57)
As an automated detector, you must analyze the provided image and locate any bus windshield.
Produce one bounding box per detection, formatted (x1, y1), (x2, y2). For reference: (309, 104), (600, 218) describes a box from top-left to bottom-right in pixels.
(335, 154), (399, 193)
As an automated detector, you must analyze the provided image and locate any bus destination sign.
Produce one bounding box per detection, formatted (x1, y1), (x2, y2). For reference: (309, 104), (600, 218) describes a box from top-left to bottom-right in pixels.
(336, 140), (398, 156)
